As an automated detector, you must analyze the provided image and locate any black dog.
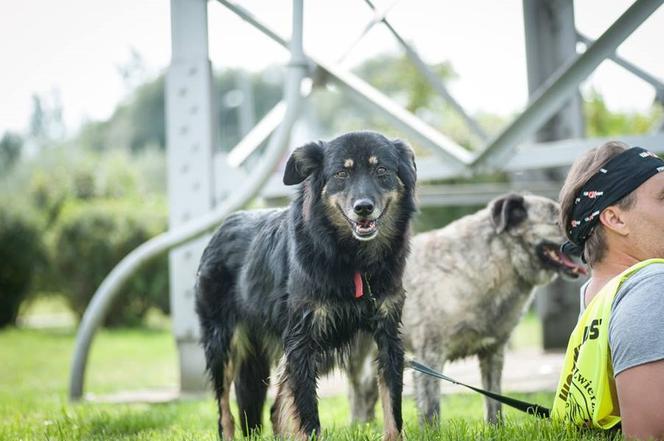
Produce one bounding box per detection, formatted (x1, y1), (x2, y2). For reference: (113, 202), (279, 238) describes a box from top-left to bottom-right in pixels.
(195, 131), (416, 440)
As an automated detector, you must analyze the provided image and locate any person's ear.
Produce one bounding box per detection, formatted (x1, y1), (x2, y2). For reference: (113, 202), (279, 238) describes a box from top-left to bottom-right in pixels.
(283, 141), (324, 186)
(599, 206), (629, 237)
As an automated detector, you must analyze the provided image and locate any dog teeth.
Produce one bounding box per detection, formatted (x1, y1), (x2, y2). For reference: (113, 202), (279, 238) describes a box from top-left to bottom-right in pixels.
(545, 249), (561, 263)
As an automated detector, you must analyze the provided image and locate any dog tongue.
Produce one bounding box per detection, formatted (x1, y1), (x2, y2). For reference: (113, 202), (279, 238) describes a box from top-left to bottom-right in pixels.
(559, 251), (588, 275)
(354, 272), (363, 298)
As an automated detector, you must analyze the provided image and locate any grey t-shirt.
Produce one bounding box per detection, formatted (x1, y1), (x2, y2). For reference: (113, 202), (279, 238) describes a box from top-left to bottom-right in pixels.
(579, 263), (664, 376)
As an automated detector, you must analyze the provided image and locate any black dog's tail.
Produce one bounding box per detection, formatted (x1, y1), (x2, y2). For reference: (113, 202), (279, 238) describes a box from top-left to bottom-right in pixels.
(195, 256), (239, 438)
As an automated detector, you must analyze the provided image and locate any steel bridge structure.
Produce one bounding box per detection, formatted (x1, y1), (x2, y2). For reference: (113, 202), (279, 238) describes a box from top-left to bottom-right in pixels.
(70, 0), (663, 399)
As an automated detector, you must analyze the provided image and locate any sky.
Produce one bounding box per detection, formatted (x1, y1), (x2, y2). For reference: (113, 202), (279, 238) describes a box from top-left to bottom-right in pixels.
(0, 0), (662, 136)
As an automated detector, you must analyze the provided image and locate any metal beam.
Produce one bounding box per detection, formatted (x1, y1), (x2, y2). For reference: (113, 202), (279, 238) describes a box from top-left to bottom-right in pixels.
(473, 0), (663, 170)
(69, 0), (307, 400)
(336, 0), (401, 65)
(226, 101), (286, 167)
(317, 60), (474, 169)
(523, 0), (584, 142)
(362, 0), (488, 142)
(416, 182), (561, 207)
(258, 133), (664, 201)
(165, 0), (220, 394)
(576, 31), (664, 98)
(215, 0), (473, 169)
(504, 132), (664, 171)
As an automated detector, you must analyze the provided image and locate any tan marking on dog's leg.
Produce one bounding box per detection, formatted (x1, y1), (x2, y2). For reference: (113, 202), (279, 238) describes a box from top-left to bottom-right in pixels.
(271, 357), (308, 439)
(344, 158), (354, 168)
(369, 155), (378, 165)
(220, 361), (235, 440)
(379, 378), (401, 441)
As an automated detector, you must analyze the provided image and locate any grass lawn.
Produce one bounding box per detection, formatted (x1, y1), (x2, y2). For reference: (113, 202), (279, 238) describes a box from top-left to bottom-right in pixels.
(0, 297), (618, 440)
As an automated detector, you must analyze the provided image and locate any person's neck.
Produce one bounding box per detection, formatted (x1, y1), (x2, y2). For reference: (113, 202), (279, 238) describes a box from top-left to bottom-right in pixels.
(586, 250), (640, 304)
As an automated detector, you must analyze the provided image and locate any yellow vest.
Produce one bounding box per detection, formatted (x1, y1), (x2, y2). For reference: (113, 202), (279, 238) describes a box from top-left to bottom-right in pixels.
(552, 258), (664, 429)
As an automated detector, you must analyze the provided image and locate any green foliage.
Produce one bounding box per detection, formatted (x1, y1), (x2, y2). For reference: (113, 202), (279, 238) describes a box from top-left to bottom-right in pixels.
(27, 91), (66, 148)
(311, 52), (491, 152)
(0, 204), (46, 327)
(0, 131), (23, 175)
(355, 53), (456, 114)
(0, 145), (170, 325)
(584, 89), (662, 137)
(50, 199), (169, 326)
(79, 76), (165, 153)
(77, 67), (283, 153)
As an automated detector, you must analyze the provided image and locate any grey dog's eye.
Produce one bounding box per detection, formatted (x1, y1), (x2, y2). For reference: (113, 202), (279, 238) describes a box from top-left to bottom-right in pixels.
(376, 166), (387, 176)
(335, 170), (348, 179)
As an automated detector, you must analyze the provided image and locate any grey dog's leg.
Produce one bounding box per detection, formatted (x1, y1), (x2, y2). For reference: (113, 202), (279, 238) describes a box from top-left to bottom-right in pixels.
(478, 344), (505, 424)
(348, 333), (378, 423)
(413, 347), (444, 426)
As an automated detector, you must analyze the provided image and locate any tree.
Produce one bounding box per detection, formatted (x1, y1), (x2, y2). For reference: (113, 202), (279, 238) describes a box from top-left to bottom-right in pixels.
(585, 89), (662, 137)
(0, 132), (23, 174)
(27, 91), (66, 149)
(355, 52), (455, 113)
(77, 67), (283, 153)
(28, 95), (47, 141)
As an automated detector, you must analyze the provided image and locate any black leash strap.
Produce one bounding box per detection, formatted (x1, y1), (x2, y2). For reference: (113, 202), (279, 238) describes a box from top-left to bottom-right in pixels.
(407, 358), (551, 418)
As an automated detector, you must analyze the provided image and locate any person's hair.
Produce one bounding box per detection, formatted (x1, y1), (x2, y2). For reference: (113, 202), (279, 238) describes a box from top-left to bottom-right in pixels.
(559, 141), (636, 266)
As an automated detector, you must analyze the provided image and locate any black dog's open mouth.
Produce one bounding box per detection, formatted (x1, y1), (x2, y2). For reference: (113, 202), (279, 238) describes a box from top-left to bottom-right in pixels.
(337, 202), (389, 241)
(537, 242), (588, 279)
(352, 218), (378, 238)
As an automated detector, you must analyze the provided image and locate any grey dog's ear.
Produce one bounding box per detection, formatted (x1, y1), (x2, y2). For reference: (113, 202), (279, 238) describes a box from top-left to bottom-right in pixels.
(283, 141), (324, 186)
(490, 193), (527, 233)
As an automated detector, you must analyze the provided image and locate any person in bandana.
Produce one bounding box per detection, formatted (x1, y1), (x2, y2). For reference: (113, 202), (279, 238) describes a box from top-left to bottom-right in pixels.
(552, 141), (664, 439)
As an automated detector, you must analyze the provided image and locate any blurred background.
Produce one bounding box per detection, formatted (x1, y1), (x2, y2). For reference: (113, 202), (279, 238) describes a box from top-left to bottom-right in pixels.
(1, 0), (662, 326)
(0, 0), (662, 427)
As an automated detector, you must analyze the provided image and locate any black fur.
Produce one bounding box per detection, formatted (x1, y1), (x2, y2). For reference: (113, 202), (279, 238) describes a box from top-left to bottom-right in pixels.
(195, 131), (417, 439)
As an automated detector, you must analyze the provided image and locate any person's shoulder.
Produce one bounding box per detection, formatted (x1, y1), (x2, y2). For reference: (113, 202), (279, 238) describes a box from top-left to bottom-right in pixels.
(635, 260), (664, 274)
(613, 260), (664, 306)
(610, 261), (664, 376)
(624, 261), (664, 285)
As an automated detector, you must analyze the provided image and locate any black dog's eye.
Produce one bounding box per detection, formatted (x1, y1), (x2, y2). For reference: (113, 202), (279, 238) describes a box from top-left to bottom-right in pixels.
(335, 170), (348, 179)
(376, 166), (388, 176)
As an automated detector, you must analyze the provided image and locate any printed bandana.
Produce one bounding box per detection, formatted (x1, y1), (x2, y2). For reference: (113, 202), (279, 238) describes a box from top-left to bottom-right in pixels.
(562, 147), (664, 257)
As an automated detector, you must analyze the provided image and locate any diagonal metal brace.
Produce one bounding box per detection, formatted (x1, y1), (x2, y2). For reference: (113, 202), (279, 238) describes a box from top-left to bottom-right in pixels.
(362, 0), (489, 142)
(472, 0), (663, 171)
(215, 0), (473, 169)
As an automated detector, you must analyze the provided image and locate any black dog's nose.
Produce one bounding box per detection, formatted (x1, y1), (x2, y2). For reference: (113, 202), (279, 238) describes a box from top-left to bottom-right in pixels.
(353, 199), (374, 216)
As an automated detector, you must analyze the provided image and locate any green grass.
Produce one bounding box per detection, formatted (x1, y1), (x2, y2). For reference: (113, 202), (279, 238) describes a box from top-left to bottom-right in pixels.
(0, 299), (618, 440)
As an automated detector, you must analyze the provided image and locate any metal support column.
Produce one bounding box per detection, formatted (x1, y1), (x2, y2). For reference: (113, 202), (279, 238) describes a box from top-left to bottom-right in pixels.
(524, 0), (584, 140)
(167, 0), (220, 393)
(522, 0), (586, 350)
(474, 0), (662, 170)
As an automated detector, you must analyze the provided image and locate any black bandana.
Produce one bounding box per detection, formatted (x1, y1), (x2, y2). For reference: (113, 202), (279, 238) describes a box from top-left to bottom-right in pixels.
(562, 146), (664, 258)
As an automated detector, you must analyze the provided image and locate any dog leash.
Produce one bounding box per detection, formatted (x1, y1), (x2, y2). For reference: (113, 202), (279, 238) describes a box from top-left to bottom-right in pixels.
(407, 358), (551, 418)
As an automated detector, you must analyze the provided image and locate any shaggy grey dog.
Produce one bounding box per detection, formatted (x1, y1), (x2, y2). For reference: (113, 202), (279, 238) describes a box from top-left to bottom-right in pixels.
(347, 193), (586, 424)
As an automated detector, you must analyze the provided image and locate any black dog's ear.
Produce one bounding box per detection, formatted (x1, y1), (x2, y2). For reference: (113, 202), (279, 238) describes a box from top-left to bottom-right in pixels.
(393, 139), (417, 189)
(283, 141), (324, 186)
(490, 193), (527, 233)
